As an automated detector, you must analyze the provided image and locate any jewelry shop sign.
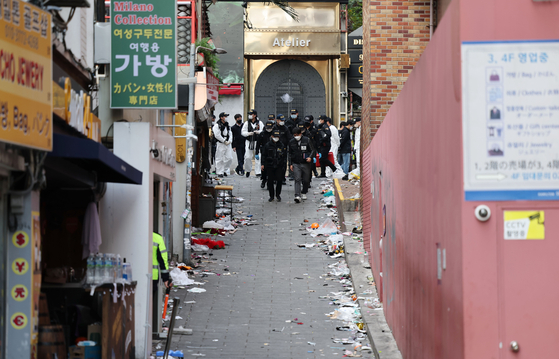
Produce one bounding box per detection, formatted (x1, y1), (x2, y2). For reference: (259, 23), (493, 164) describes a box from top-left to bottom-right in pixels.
(0, 0), (52, 151)
(111, 0), (177, 109)
(462, 40), (559, 201)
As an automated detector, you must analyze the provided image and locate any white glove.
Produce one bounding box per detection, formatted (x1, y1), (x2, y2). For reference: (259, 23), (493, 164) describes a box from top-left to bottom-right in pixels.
(248, 132), (254, 136)
(255, 130), (262, 134)
(225, 141), (231, 145)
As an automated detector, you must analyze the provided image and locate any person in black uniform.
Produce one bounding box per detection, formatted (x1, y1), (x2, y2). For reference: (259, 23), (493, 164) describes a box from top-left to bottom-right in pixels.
(274, 114), (292, 184)
(256, 120), (275, 188)
(289, 127), (316, 203)
(304, 120), (319, 178)
(261, 130), (287, 202)
(316, 115), (336, 177)
(231, 114), (246, 176)
(287, 109), (300, 132)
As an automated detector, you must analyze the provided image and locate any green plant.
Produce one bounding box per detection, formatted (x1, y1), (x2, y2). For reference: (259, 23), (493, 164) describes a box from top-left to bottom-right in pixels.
(348, 0), (362, 32)
(195, 37), (220, 72)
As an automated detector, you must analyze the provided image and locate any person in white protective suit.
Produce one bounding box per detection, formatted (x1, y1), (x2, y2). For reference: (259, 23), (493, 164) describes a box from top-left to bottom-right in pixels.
(241, 109), (264, 178)
(353, 118), (361, 170)
(326, 117), (344, 175)
(212, 112), (233, 177)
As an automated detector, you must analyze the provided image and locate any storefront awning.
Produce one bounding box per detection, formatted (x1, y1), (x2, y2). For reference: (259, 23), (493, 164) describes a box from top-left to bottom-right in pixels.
(219, 85), (242, 95)
(48, 133), (143, 184)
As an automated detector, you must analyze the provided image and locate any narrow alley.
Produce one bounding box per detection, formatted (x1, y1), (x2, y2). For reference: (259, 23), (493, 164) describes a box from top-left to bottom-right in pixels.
(155, 175), (376, 358)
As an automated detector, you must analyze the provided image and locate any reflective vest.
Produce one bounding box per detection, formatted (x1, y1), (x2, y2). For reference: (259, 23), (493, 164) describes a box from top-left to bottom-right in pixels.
(152, 233), (169, 280)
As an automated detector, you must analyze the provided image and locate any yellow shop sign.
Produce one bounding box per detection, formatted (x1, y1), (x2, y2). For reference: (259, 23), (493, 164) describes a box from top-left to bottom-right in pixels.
(0, 0), (52, 151)
(53, 78), (102, 143)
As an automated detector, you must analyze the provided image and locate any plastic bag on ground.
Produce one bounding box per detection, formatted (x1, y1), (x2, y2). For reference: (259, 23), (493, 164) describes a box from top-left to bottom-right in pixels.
(170, 268), (195, 286)
(191, 244), (210, 252)
(349, 168), (360, 180)
(202, 221), (223, 229)
(332, 169), (346, 179)
(314, 218), (338, 234)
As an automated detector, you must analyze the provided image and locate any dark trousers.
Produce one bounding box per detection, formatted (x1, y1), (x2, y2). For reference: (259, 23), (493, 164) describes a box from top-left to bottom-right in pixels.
(293, 162), (311, 197)
(266, 166), (284, 198)
(319, 147), (336, 175)
(235, 147), (245, 172)
(261, 166), (267, 182)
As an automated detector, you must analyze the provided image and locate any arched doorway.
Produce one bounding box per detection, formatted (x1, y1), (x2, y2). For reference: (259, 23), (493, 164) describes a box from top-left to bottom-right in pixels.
(254, 60), (326, 119)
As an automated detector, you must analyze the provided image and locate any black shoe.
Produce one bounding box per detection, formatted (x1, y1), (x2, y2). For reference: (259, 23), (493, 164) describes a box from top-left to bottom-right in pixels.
(318, 174), (327, 178)
(218, 174), (224, 178)
(261, 180), (266, 189)
(268, 197), (274, 202)
(282, 179), (287, 185)
(342, 174), (349, 180)
(224, 173), (228, 177)
(246, 172), (250, 178)
(276, 195), (281, 202)
(289, 177), (294, 181)
(256, 174), (261, 178)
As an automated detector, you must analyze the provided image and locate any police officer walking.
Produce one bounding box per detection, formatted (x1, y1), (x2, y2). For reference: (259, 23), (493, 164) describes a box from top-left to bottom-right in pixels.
(231, 114), (246, 176)
(289, 127), (316, 203)
(256, 120), (275, 188)
(274, 114), (292, 184)
(316, 115), (336, 177)
(287, 109), (300, 131)
(261, 129), (287, 202)
(242, 109), (264, 178)
(153, 232), (170, 329)
(212, 112), (233, 177)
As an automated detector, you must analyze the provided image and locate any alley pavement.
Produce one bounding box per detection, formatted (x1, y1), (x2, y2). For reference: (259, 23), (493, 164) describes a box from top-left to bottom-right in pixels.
(157, 174), (375, 358)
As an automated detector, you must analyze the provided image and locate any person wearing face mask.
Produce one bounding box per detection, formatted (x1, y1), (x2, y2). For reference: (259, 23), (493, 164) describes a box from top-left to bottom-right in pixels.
(231, 114), (246, 176)
(353, 118), (361, 170)
(210, 114), (217, 168)
(241, 109), (264, 178)
(289, 127), (316, 203)
(338, 120), (352, 179)
(287, 109), (299, 131)
(304, 120), (319, 178)
(273, 114), (292, 184)
(212, 112), (233, 177)
(256, 120), (275, 188)
(261, 129), (287, 202)
(316, 115), (336, 177)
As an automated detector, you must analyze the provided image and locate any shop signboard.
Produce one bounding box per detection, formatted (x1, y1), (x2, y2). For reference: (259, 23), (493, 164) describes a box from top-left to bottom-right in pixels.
(111, 0), (177, 109)
(5, 192), (41, 358)
(348, 33), (362, 90)
(0, 0), (52, 150)
(244, 30), (340, 56)
(462, 40), (559, 201)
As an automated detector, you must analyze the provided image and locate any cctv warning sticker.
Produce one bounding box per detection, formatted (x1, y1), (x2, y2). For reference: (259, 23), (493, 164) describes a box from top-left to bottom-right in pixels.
(504, 211), (545, 240)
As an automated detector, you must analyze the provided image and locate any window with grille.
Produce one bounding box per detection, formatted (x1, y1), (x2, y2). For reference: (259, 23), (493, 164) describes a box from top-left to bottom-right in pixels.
(275, 81), (304, 118)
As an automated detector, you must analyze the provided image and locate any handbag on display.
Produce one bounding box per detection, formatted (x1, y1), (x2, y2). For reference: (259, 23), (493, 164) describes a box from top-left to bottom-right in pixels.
(490, 71), (500, 82)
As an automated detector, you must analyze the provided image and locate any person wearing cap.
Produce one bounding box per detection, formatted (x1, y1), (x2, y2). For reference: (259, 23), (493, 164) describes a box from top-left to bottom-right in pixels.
(231, 114), (246, 176)
(212, 112), (233, 177)
(304, 120), (319, 178)
(274, 114), (292, 184)
(339, 120), (353, 178)
(316, 115), (336, 177)
(353, 118), (361, 169)
(242, 109), (264, 178)
(289, 127), (316, 203)
(261, 129), (287, 202)
(287, 109), (299, 131)
(256, 120), (276, 188)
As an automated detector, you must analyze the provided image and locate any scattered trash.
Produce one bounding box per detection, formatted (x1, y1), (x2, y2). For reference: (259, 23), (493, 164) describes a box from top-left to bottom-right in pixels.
(187, 288), (206, 293)
(170, 268), (195, 286)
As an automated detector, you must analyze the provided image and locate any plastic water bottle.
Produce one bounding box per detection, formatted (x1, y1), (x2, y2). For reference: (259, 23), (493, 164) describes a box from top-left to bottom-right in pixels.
(86, 254), (95, 284)
(116, 254), (122, 283)
(94, 253), (103, 284)
(122, 258), (132, 284)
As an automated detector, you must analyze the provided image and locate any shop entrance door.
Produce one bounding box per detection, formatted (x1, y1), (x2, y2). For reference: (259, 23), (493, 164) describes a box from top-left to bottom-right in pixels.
(254, 60), (326, 118)
(496, 206), (559, 358)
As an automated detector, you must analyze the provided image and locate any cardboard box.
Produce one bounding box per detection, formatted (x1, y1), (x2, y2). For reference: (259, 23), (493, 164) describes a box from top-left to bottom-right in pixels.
(87, 324), (102, 345)
(69, 345), (101, 359)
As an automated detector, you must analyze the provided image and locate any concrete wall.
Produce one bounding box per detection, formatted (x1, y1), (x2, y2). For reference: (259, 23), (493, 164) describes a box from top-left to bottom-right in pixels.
(362, 0), (559, 358)
(100, 123), (176, 358)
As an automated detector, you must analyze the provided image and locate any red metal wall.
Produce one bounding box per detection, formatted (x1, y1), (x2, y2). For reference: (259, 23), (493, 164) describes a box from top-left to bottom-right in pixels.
(362, 3), (464, 358)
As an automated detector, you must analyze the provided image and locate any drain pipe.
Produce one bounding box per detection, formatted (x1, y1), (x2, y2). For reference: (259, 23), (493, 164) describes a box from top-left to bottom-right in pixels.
(429, 0), (433, 38)
(144, 273), (152, 359)
(182, 42), (196, 266)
